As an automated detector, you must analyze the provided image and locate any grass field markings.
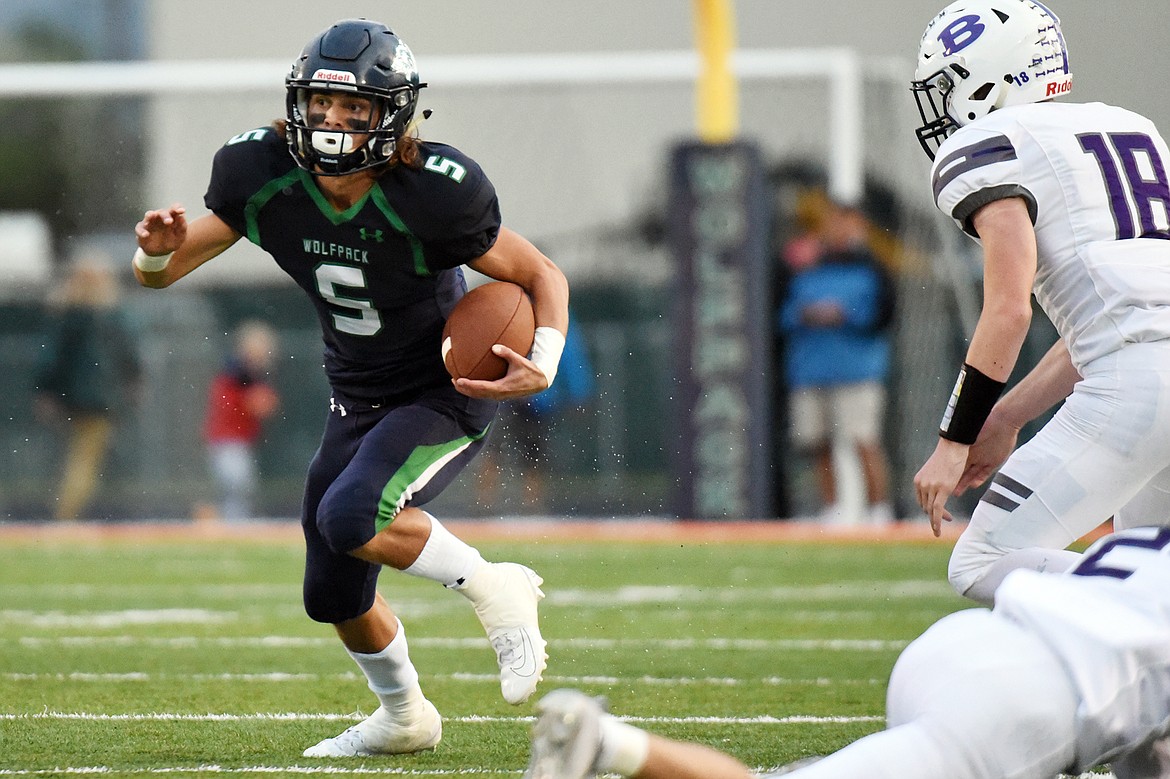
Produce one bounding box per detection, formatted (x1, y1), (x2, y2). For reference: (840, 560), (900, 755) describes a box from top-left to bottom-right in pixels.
(2, 671), (883, 686)
(0, 600), (452, 623)
(571, 638), (909, 651)
(0, 768), (1120, 778)
(0, 711), (884, 725)
(549, 580), (954, 605)
(1, 580), (953, 606)
(1, 584), (294, 598)
(778, 609), (947, 622)
(0, 605), (946, 633)
(16, 636), (336, 648)
(448, 673), (883, 687)
(2, 672), (333, 682)
(0, 609), (234, 628)
(13, 636), (910, 651)
(0, 768), (523, 776)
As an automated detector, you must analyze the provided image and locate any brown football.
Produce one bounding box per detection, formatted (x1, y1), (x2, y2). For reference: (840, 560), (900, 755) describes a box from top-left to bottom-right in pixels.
(441, 281), (535, 381)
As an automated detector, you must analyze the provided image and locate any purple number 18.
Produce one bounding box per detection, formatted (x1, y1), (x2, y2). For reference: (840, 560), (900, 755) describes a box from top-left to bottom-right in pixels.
(1079, 132), (1170, 240)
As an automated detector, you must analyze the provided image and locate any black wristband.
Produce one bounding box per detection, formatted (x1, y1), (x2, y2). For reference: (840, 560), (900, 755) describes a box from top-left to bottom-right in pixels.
(939, 363), (1007, 445)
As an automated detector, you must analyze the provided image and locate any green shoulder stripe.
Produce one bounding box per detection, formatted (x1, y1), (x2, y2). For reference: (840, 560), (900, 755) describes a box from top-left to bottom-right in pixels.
(242, 169), (302, 246)
(370, 186), (429, 277)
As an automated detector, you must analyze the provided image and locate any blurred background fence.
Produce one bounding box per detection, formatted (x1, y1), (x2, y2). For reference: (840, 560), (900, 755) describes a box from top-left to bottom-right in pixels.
(0, 0), (1093, 521)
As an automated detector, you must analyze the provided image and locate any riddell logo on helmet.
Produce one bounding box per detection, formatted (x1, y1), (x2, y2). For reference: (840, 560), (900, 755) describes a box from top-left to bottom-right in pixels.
(1045, 78), (1073, 97)
(310, 69), (357, 84)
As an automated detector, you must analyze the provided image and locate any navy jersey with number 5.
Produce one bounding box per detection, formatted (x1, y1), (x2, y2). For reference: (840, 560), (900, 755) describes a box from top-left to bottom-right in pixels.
(204, 126), (501, 401)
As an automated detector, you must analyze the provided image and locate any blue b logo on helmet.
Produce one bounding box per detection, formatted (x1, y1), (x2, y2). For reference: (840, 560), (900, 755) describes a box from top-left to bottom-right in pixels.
(938, 15), (985, 55)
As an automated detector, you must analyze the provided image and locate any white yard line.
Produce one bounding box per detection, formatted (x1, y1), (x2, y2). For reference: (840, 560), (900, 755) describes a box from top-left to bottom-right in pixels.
(0, 609), (232, 628)
(0, 580), (953, 604)
(2, 671), (883, 686)
(0, 769), (520, 776)
(0, 607), (939, 624)
(0, 768), (1117, 778)
(12, 636), (909, 651)
(0, 711), (882, 725)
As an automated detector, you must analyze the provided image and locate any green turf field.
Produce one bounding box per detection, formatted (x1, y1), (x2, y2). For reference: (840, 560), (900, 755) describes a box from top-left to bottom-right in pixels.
(0, 530), (970, 776)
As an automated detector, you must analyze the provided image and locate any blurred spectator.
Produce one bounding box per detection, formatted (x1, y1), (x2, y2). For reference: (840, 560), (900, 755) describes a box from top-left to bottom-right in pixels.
(200, 320), (280, 521)
(33, 253), (142, 521)
(778, 198), (896, 525)
(478, 315), (595, 513)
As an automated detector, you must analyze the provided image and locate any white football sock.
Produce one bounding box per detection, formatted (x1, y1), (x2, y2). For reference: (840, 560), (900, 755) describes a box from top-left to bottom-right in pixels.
(596, 715), (650, 777)
(346, 619), (422, 711)
(401, 512), (485, 589)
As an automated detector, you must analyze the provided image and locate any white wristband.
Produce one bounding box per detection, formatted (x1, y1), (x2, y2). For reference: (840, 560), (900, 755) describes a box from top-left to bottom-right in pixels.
(133, 247), (173, 273)
(529, 326), (566, 387)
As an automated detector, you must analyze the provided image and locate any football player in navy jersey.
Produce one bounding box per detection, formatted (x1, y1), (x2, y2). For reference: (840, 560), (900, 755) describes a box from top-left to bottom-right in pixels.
(908, 0), (1170, 606)
(133, 19), (568, 757)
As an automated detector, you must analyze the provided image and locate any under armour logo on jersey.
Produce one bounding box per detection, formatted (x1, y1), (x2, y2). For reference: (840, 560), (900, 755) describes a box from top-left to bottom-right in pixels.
(329, 397), (347, 417)
(359, 228), (384, 242)
(979, 473), (1033, 512)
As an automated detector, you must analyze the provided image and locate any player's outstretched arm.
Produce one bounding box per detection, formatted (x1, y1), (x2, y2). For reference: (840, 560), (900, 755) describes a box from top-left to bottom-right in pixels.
(526, 690), (754, 779)
(915, 197), (1037, 534)
(633, 734), (754, 779)
(133, 206), (241, 289)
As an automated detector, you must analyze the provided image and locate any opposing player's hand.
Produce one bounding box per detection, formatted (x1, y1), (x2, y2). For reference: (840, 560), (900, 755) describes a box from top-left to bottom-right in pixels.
(135, 204), (188, 256)
(453, 343), (549, 400)
(955, 414), (1020, 495)
(914, 438), (970, 537)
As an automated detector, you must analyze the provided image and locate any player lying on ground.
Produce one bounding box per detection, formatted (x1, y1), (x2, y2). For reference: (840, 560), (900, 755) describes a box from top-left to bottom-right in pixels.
(526, 525), (1170, 779)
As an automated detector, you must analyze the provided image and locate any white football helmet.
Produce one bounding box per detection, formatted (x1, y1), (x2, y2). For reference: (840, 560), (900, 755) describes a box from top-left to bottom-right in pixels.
(911, 0), (1072, 159)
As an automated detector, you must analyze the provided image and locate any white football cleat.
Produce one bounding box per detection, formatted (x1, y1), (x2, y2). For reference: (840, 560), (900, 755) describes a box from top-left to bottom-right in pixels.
(464, 562), (548, 704)
(302, 699), (442, 757)
(524, 689), (605, 779)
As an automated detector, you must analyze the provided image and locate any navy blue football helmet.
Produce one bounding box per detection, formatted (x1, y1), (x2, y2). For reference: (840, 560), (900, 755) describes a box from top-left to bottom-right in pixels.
(286, 19), (425, 175)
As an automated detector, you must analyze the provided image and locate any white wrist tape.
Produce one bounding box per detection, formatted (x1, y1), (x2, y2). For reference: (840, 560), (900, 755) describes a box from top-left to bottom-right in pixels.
(529, 326), (566, 387)
(133, 247), (173, 273)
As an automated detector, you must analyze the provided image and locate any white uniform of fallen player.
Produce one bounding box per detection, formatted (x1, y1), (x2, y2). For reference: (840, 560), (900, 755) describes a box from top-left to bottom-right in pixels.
(931, 101), (1170, 596)
(772, 526), (1170, 779)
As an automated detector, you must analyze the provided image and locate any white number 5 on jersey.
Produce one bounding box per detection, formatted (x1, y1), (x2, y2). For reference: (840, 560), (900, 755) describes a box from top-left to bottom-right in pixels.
(314, 263), (383, 336)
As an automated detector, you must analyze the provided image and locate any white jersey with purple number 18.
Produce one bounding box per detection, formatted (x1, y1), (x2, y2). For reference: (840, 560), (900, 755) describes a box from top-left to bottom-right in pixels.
(932, 101), (1170, 372)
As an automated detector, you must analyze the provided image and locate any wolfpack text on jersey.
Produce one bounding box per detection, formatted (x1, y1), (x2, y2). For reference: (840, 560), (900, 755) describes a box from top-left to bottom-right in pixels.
(204, 126), (501, 401)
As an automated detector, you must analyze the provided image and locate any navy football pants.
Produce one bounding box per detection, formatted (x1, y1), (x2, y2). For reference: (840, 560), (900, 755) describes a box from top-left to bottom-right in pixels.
(301, 385), (496, 624)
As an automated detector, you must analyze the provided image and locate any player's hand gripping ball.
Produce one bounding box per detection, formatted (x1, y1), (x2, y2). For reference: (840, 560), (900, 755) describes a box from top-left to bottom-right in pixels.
(441, 282), (535, 381)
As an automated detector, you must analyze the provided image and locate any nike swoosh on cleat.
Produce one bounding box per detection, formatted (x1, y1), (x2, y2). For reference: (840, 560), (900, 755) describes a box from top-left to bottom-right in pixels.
(509, 629), (538, 676)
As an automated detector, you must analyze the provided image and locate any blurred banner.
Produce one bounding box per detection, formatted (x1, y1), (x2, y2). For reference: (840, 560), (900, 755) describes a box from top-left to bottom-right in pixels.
(668, 140), (773, 519)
